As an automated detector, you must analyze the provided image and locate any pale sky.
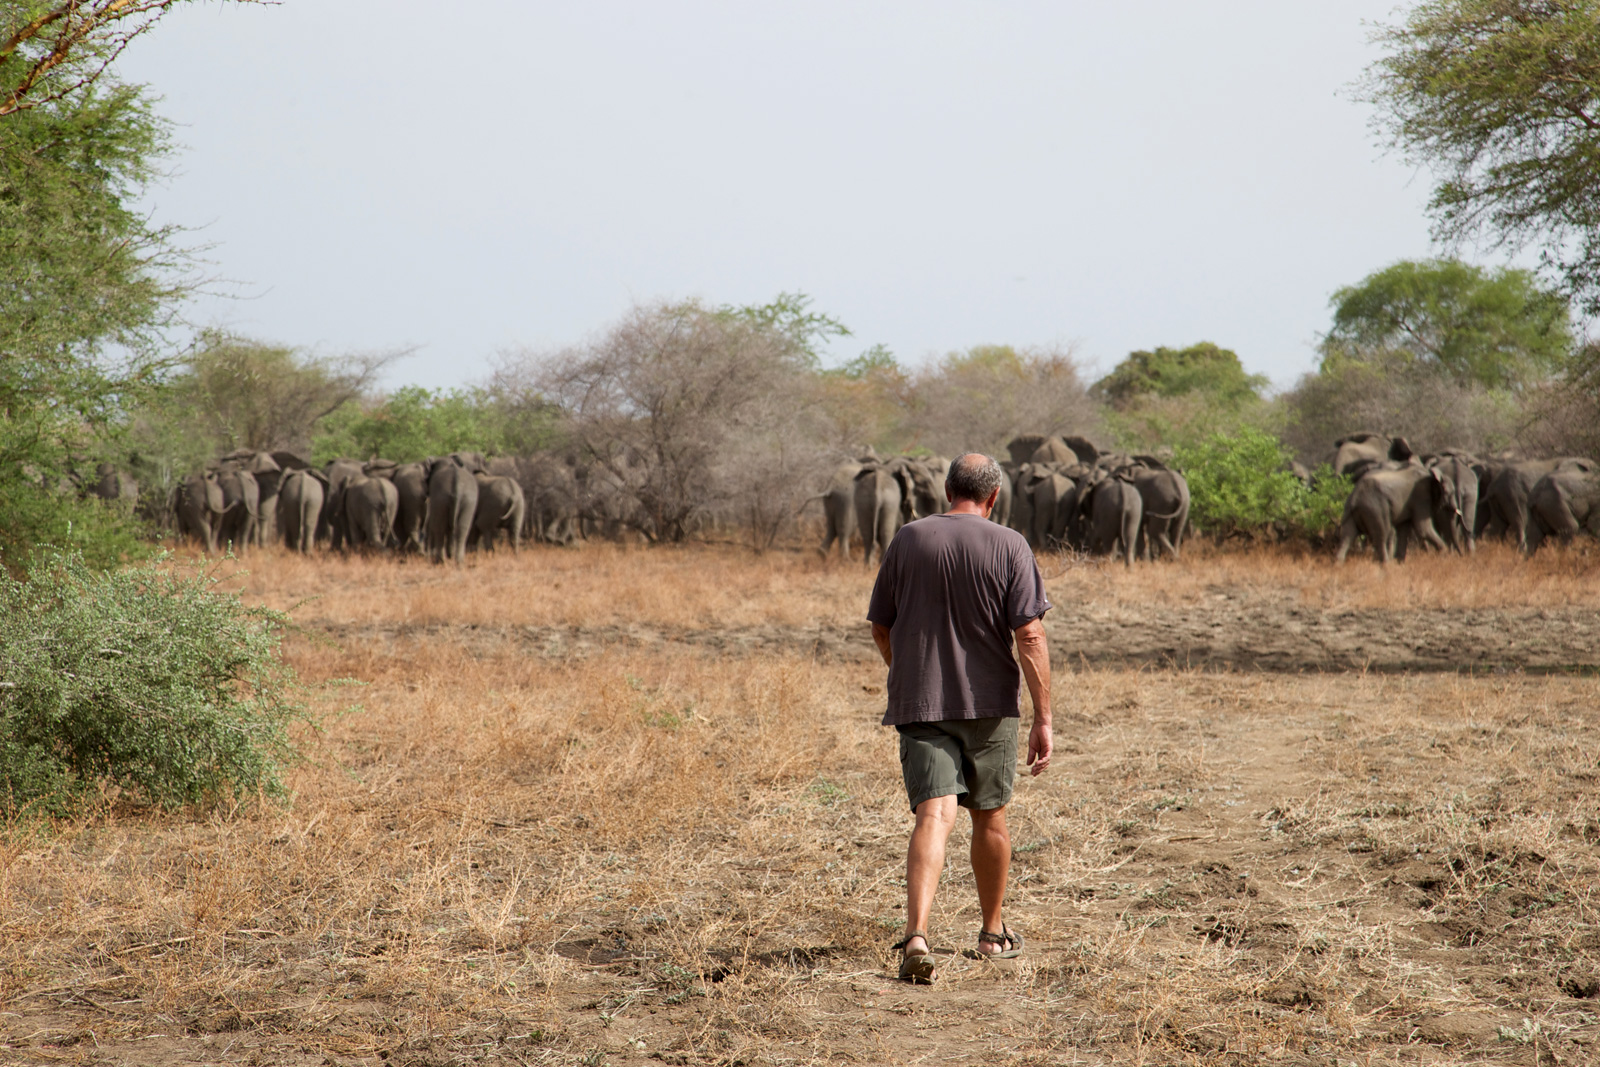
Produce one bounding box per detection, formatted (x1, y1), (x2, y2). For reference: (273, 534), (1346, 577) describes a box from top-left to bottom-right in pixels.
(120, 1), (1436, 391)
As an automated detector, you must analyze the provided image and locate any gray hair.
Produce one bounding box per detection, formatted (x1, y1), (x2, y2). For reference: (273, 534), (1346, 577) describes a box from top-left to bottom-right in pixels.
(946, 452), (1004, 503)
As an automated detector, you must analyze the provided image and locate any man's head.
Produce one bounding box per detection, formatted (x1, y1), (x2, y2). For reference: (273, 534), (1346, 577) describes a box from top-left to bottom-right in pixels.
(946, 453), (1004, 509)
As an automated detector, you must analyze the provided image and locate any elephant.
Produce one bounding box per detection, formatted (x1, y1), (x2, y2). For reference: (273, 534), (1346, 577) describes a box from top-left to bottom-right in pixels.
(1526, 464), (1600, 554)
(1005, 434), (1051, 465)
(1029, 435), (1100, 467)
(1424, 451), (1480, 553)
(89, 462), (137, 511)
(448, 450), (488, 474)
(172, 472), (231, 554)
(276, 468), (326, 553)
(990, 464), (1013, 528)
(1130, 466), (1190, 560)
(1079, 472), (1142, 567)
(1336, 464), (1454, 563)
(1027, 467), (1077, 548)
(516, 452), (581, 545)
(817, 460), (864, 560)
(426, 458), (479, 565)
(1009, 463), (1044, 543)
(922, 456), (953, 513)
(342, 474), (400, 552)
(1332, 433), (1414, 477)
(214, 467), (260, 551)
(469, 473), (526, 552)
(1028, 437), (1077, 466)
(853, 457), (938, 567)
(320, 459), (366, 550)
(391, 462), (430, 553)
(1479, 457), (1597, 551)
(218, 450), (283, 547)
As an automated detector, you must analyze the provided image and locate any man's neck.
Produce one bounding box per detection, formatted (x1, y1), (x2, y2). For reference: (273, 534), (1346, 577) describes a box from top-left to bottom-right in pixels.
(947, 500), (990, 518)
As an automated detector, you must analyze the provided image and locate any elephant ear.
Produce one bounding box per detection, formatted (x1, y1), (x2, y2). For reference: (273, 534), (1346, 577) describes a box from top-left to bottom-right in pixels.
(1388, 436), (1415, 463)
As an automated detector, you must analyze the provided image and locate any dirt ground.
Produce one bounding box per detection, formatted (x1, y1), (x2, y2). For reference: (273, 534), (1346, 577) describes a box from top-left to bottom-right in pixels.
(3, 543), (1599, 1066)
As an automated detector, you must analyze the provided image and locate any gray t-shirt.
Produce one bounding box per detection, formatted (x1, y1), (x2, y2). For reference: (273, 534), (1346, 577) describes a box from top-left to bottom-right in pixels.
(866, 514), (1051, 726)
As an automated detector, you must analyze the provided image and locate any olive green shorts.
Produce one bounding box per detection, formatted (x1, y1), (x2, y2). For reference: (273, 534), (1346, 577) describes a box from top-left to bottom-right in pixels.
(896, 717), (1019, 812)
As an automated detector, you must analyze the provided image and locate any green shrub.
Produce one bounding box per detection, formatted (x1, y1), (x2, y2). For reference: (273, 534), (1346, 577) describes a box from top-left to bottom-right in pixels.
(0, 478), (155, 577)
(1173, 428), (1351, 539)
(0, 553), (308, 817)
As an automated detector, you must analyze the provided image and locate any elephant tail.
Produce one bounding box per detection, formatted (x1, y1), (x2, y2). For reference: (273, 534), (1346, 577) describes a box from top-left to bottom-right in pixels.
(1144, 505), (1184, 520)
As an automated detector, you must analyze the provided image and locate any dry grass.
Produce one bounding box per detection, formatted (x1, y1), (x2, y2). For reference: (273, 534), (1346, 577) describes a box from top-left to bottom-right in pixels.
(3, 543), (1600, 1066)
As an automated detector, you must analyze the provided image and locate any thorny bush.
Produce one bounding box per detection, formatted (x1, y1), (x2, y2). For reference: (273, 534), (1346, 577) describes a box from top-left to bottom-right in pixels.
(0, 553), (309, 817)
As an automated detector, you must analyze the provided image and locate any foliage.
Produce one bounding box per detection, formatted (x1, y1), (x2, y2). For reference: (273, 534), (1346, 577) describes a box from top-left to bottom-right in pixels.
(0, 1), (262, 119)
(534, 299), (827, 543)
(1281, 350), (1524, 464)
(310, 385), (559, 464)
(1323, 259), (1573, 389)
(716, 291), (851, 369)
(1094, 342), (1267, 409)
(828, 342), (899, 380)
(0, 480), (153, 576)
(176, 332), (401, 455)
(903, 344), (1102, 458)
(0, 75), (188, 571)
(1365, 1), (1600, 314)
(1174, 427), (1350, 538)
(0, 552), (307, 816)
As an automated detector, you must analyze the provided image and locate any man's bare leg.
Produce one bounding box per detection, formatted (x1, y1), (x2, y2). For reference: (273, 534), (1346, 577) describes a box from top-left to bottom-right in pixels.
(903, 795), (960, 953)
(969, 805), (1011, 953)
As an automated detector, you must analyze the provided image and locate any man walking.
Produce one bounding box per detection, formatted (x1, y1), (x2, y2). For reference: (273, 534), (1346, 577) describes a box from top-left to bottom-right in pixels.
(867, 452), (1052, 983)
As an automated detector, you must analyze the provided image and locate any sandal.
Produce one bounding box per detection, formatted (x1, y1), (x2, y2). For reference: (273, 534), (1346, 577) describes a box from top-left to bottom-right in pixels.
(891, 930), (936, 984)
(977, 925), (1023, 959)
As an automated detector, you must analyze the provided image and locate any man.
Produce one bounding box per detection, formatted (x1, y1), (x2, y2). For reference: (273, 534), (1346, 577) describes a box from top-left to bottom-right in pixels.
(867, 452), (1052, 983)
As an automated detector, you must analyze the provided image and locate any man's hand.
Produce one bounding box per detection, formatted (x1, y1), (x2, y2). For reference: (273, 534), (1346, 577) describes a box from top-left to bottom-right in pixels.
(1014, 617), (1052, 775)
(1026, 720), (1052, 776)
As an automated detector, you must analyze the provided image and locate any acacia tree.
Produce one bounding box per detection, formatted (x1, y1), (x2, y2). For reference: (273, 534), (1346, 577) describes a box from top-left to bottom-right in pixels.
(0, 1), (261, 117)
(1323, 258), (1572, 389)
(0, 1), (261, 567)
(533, 300), (829, 544)
(904, 344), (1102, 458)
(1366, 2), (1600, 311)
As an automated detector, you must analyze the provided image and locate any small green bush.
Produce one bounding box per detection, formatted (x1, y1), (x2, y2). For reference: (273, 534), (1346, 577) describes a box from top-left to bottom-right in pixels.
(1174, 428), (1351, 539)
(0, 478), (155, 577)
(0, 553), (308, 816)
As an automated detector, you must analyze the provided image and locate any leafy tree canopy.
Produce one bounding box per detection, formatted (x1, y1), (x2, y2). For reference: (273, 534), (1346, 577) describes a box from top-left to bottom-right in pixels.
(310, 385), (555, 465)
(827, 342), (900, 381)
(1094, 342), (1267, 409)
(1366, 1), (1600, 313)
(1322, 258), (1572, 389)
(716, 291), (851, 369)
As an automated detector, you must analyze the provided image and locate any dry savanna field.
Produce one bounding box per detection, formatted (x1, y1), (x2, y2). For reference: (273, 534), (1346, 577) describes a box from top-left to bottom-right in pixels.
(4, 540), (1600, 1066)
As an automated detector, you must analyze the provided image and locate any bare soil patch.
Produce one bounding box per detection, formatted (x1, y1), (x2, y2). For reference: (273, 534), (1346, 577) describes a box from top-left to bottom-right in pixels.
(4, 545), (1600, 1066)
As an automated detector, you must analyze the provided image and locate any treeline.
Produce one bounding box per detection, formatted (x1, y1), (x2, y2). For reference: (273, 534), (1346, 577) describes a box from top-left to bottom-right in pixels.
(66, 258), (1595, 551)
(21, 257), (1600, 560)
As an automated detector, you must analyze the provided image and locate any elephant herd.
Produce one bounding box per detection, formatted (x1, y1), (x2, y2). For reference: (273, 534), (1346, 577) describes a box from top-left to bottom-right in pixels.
(1329, 433), (1600, 563)
(172, 449), (553, 564)
(819, 434), (1192, 568)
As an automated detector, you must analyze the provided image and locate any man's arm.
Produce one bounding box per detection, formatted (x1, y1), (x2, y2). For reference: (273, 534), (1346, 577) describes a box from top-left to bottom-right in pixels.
(871, 622), (892, 667)
(1014, 617), (1052, 776)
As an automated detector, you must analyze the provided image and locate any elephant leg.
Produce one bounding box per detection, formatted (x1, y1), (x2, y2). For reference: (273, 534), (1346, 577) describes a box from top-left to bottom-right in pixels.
(876, 511), (895, 566)
(1154, 524), (1178, 561)
(1525, 522), (1545, 556)
(1335, 517), (1356, 563)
